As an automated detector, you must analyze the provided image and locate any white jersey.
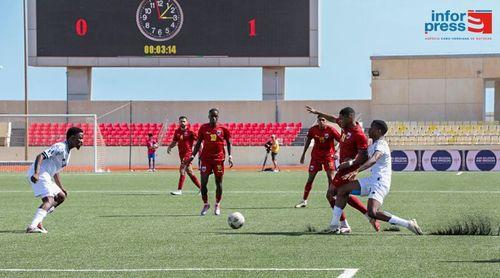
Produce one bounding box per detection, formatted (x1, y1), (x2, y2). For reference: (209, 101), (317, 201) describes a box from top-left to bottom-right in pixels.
(28, 141), (71, 177)
(367, 138), (391, 182)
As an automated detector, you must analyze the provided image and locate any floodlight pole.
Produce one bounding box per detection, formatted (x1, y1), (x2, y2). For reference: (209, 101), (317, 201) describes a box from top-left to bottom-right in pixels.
(274, 71), (279, 123)
(129, 100), (132, 171)
(23, 0), (29, 160)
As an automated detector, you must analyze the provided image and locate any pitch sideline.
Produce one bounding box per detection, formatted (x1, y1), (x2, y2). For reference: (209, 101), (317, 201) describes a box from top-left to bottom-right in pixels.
(0, 268), (359, 277)
(0, 190), (498, 194)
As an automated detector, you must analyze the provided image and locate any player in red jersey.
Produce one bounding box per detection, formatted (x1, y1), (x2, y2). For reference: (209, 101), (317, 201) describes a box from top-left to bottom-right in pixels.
(295, 115), (341, 209)
(167, 116), (201, 196)
(184, 108), (233, 216)
(307, 106), (380, 233)
(146, 133), (158, 172)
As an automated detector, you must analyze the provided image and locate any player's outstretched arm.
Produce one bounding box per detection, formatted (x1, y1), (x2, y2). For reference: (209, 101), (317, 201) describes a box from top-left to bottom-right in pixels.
(300, 137), (312, 164)
(338, 149), (368, 171)
(343, 151), (383, 180)
(305, 105), (338, 123)
(30, 153), (45, 183)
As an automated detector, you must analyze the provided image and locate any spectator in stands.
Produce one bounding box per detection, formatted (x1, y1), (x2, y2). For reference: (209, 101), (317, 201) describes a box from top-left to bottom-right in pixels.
(146, 133), (158, 172)
(264, 135), (280, 172)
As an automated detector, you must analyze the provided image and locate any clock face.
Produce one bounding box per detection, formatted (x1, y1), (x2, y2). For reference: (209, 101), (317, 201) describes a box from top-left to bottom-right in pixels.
(136, 0), (184, 42)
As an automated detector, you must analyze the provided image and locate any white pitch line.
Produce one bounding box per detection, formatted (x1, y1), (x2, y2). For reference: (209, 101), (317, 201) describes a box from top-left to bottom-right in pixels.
(338, 268), (359, 278)
(0, 190), (499, 194)
(390, 190), (500, 194)
(0, 268), (359, 277)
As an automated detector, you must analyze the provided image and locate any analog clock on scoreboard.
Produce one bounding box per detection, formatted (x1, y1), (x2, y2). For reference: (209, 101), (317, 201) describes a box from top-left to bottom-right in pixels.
(136, 0), (184, 42)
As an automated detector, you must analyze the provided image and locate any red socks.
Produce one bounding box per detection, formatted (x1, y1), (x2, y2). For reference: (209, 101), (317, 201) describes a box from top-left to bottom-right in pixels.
(177, 175), (186, 190)
(215, 193), (222, 204)
(179, 174), (201, 190)
(302, 182), (313, 200)
(202, 194), (208, 204)
(188, 173), (201, 189)
(348, 195), (368, 214)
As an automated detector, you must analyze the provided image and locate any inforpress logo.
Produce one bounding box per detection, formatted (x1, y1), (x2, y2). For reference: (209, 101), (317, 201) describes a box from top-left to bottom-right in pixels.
(425, 10), (493, 40)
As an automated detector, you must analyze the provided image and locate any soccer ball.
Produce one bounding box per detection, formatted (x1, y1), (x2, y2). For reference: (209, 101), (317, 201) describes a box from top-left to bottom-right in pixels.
(153, 143), (159, 149)
(227, 212), (245, 229)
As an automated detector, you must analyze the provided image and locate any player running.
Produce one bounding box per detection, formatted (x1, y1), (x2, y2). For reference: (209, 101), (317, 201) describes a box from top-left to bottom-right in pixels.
(329, 120), (423, 235)
(26, 127), (83, 233)
(184, 108), (233, 216)
(295, 115), (341, 208)
(167, 116), (201, 195)
(307, 106), (380, 233)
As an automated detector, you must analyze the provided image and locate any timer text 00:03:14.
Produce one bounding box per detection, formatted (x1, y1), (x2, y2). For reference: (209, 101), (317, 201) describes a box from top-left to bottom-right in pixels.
(144, 45), (177, 55)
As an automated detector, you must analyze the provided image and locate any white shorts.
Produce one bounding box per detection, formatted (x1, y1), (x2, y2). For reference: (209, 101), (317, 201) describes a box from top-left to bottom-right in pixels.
(27, 172), (62, 198)
(358, 175), (390, 205)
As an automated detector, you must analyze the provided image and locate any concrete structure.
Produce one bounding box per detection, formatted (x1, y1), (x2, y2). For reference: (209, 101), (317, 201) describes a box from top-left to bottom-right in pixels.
(0, 100), (371, 126)
(371, 54), (499, 121)
(67, 67), (92, 101)
(0, 146), (306, 168)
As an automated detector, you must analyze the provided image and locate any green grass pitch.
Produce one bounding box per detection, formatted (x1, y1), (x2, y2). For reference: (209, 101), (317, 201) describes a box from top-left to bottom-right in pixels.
(0, 171), (498, 277)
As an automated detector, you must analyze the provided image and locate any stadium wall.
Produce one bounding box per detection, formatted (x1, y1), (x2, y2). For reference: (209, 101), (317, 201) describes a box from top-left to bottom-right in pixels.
(0, 100), (372, 125)
(0, 146), (308, 168)
(370, 54), (500, 121)
(2, 146), (498, 170)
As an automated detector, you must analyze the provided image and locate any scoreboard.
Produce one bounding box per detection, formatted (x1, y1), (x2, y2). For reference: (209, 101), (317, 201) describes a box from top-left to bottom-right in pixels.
(28, 0), (319, 67)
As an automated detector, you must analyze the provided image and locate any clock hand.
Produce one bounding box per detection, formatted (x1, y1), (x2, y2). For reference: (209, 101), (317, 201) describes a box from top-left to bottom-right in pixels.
(154, 0), (162, 19)
(160, 2), (172, 19)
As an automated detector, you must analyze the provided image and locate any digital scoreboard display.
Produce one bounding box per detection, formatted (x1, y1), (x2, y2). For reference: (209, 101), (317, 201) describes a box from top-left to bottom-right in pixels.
(35, 0), (311, 58)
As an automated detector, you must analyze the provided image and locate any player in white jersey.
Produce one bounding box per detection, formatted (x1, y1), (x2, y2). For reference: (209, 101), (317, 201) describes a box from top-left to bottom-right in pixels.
(26, 127), (84, 234)
(328, 120), (423, 235)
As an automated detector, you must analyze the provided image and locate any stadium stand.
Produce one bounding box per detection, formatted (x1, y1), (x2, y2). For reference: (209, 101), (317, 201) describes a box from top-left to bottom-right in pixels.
(385, 121), (500, 146)
(26, 122), (302, 147)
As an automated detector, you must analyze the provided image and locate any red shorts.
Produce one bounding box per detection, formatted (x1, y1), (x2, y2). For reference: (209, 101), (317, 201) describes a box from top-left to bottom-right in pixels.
(200, 160), (224, 177)
(179, 155), (192, 165)
(308, 157), (336, 173)
(332, 167), (358, 188)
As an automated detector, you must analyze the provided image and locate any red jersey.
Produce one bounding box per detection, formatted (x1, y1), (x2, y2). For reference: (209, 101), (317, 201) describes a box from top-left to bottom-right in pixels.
(146, 138), (157, 155)
(336, 119), (368, 162)
(198, 123), (231, 162)
(307, 125), (341, 160)
(172, 127), (197, 159)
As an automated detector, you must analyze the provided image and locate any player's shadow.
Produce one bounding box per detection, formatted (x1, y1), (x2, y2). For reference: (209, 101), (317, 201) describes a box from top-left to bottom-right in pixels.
(217, 231), (316, 237)
(99, 214), (198, 218)
(441, 259), (500, 264)
(216, 231), (417, 237)
(0, 230), (27, 234)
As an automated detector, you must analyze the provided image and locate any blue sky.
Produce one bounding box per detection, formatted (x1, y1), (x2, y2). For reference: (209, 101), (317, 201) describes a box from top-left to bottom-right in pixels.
(0, 0), (497, 111)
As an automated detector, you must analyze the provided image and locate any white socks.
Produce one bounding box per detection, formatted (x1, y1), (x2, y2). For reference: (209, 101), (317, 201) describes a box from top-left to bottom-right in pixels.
(340, 219), (350, 228)
(388, 215), (410, 228)
(330, 206), (343, 227)
(29, 208), (47, 228)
